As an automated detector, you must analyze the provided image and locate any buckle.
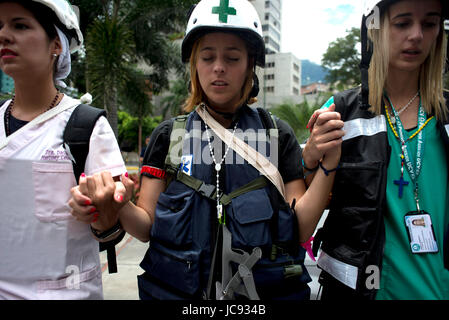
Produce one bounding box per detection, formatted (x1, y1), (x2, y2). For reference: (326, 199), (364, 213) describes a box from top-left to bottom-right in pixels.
(198, 183), (216, 199)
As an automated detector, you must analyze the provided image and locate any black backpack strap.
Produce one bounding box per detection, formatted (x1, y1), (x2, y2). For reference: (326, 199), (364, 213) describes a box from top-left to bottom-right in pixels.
(63, 104), (107, 182)
(63, 104), (123, 274)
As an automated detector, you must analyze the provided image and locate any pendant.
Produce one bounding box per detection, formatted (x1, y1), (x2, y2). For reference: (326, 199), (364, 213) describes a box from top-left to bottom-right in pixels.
(215, 163), (221, 172)
(394, 176), (409, 198)
(217, 203), (223, 220)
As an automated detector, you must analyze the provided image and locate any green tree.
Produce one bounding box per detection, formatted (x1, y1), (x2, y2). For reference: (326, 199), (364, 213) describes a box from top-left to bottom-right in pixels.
(118, 110), (162, 153)
(270, 93), (332, 144)
(120, 69), (154, 156)
(160, 76), (189, 118)
(322, 27), (361, 90)
(70, 0), (196, 140)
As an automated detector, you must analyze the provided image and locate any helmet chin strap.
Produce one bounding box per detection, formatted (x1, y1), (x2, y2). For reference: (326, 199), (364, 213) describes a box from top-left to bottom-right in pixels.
(360, 14), (373, 110)
(206, 104), (238, 120)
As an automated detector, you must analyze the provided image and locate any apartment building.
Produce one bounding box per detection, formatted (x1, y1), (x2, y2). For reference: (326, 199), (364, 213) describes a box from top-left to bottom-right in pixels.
(248, 0), (302, 108)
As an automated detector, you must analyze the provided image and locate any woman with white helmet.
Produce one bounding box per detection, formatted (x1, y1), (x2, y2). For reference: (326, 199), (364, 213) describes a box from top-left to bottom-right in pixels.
(69, 0), (342, 300)
(0, 0), (126, 299)
(304, 0), (449, 299)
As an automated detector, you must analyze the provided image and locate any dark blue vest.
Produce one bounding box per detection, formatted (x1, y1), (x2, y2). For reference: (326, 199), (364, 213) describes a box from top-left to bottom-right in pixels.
(138, 106), (311, 300)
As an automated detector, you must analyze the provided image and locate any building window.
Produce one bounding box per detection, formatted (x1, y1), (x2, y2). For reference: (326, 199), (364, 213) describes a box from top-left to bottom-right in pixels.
(265, 86), (274, 93)
(265, 13), (269, 21)
(293, 63), (300, 72)
(293, 75), (299, 84)
(264, 74), (275, 80)
(293, 87), (299, 95)
(266, 62), (275, 68)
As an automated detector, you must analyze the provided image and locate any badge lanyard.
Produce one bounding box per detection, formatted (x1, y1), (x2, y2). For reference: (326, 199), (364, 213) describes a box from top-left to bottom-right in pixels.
(384, 95), (434, 211)
(385, 96), (439, 254)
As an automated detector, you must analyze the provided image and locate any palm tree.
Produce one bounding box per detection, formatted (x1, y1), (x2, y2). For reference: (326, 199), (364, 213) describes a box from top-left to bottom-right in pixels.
(71, 0), (196, 140)
(160, 77), (189, 118)
(86, 15), (135, 136)
(119, 68), (153, 156)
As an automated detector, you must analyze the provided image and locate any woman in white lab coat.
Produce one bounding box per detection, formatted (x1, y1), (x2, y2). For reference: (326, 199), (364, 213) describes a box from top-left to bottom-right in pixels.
(0, 0), (126, 299)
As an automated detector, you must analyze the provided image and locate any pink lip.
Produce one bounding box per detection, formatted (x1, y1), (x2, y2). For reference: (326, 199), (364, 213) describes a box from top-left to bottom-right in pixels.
(211, 80), (228, 86)
(0, 48), (18, 59)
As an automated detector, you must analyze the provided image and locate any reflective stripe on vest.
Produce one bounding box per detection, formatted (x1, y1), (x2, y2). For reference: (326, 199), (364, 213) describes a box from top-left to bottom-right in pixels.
(343, 115), (386, 141)
(317, 251), (358, 289)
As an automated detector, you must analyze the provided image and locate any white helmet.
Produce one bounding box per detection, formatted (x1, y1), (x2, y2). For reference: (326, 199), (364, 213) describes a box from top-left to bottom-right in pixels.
(31, 0), (83, 52)
(182, 0), (265, 67)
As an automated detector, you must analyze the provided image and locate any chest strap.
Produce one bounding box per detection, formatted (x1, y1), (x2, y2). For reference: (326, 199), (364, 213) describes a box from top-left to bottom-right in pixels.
(175, 170), (268, 204)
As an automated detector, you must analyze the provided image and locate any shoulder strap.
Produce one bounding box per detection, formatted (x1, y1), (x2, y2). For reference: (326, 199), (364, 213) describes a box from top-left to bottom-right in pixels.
(196, 106), (286, 200)
(256, 107), (278, 130)
(63, 104), (106, 183)
(164, 114), (189, 175)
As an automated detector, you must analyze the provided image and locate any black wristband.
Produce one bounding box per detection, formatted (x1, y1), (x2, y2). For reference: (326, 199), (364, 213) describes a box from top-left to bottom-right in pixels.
(91, 221), (123, 241)
(319, 161), (339, 176)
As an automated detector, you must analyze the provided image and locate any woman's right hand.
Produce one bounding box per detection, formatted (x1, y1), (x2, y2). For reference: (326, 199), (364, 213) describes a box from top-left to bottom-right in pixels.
(302, 104), (345, 169)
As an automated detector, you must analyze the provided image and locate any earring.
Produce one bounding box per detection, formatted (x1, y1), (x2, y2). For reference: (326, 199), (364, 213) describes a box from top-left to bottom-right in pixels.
(52, 53), (58, 58)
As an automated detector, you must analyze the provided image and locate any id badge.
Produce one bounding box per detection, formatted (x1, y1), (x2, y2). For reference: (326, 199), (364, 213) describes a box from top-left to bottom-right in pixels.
(404, 211), (439, 254)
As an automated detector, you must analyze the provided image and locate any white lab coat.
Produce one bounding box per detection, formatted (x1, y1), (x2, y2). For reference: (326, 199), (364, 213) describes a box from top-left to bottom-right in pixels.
(0, 96), (126, 299)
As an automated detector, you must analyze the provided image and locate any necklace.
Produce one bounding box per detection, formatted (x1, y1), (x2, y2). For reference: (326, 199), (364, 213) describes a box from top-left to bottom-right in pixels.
(202, 103), (239, 223)
(385, 96), (433, 210)
(387, 91), (419, 124)
(4, 91), (61, 136)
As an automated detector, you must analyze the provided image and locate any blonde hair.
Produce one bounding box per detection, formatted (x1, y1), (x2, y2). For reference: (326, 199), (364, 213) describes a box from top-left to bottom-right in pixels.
(183, 35), (257, 113)
(367, 8), (448, 121)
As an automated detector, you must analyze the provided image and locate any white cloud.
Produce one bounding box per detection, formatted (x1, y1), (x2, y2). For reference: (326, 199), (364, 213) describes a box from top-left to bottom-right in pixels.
(281, 1), (364, 64)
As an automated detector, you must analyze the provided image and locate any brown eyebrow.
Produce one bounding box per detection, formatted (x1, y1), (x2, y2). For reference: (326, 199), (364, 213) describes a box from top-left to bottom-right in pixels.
(200, 46), (243, 52)
(12, 17), (30, 22)
(392, 12), (441, 19)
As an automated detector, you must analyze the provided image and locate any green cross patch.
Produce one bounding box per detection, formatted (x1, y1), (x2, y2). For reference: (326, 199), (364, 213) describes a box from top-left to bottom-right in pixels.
(212, 0), (237, 23)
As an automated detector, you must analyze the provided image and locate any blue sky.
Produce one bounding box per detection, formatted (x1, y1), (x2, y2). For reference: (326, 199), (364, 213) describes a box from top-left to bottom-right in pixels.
(281, 1), (364, 64)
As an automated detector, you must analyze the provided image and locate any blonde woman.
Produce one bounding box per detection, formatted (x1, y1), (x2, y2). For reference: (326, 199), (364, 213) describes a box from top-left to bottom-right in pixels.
(303, 0), (449, 299)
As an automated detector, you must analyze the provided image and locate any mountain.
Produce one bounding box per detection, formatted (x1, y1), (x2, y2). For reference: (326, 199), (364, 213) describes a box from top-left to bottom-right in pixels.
(301, 60), (329, 86)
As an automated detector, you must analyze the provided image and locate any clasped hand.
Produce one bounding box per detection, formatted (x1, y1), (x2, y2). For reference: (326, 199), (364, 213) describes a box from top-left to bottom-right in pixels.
(303, 103), (345, 168)
(68, 171), (134, 231)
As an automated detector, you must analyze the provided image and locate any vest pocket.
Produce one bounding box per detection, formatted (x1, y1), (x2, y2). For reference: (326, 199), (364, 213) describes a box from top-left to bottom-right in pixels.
(32, 162), (76, 222)
(227, 188), (274, 249)
(251, 251), (311, 299)
(324, 206), (378, 251)
(151, 189), (195, 247)
(332, 161), (383, 208)
(139, 241), (200, 298)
